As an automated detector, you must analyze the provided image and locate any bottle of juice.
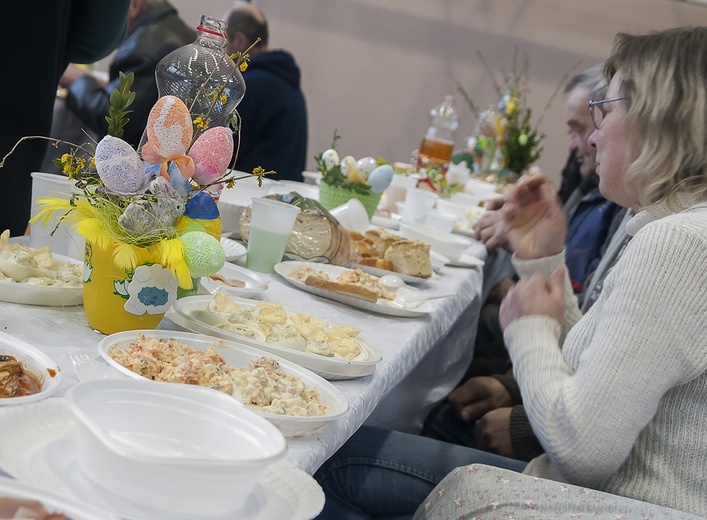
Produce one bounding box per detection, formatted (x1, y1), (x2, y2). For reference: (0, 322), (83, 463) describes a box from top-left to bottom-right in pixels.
(416, 95), (459, 174)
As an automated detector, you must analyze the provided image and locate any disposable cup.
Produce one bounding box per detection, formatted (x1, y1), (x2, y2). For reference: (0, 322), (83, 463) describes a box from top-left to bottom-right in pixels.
(246, 198), (300, 273)
(329, 198), (369, 233)
(383, 174), (418, 212)
(401, 188), (439, 224)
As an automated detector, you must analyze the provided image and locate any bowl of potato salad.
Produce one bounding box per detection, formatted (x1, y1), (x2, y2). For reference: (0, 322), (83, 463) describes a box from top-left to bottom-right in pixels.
(98, 330), (349, 437)
(170, 293), (382, 380)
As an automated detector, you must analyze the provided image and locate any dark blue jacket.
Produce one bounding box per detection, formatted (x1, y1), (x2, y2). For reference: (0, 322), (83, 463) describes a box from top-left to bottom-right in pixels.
(565, 187), (622, 291)
(234, 50), (308, 182)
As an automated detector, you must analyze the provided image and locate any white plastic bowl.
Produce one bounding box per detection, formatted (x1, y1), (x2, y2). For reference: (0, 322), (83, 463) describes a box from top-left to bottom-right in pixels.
(65, 378), (286, 516)
(399, 221), (474, 261)
(98, 330), (349, 436)
(0, 331), (62, 405)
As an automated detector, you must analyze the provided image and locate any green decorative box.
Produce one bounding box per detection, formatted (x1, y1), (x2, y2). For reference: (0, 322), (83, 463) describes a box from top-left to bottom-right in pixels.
(318, 181), (382, 219)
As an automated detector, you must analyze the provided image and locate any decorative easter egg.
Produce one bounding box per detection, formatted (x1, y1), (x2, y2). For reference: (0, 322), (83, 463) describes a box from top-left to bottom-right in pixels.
(189, 127), (234, 185)
(146, 95), (193, 159)
(94, 135), (146, 194)
(180, 231), (225, 278)
(321, 149), (339, 171)
(356, 157), (377, 176)
(367, 164), (395, 193)
(341, 155), (366, 184)
(184, 191), (219, 220)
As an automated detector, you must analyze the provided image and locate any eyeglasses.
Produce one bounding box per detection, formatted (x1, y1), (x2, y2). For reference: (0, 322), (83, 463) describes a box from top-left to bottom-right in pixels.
(588, 97), (628, 129)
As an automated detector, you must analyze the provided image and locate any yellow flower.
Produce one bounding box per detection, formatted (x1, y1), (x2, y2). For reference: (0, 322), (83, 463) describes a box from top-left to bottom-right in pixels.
(89, 156), (96, 169)
(229, 53), (238, 61)
(193, 116), (208, 130)
(219, 93), (228, 104)
(239, 62), (248, 72)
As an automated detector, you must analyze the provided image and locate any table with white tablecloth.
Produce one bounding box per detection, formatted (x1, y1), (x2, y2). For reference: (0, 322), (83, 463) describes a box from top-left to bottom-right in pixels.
(0, 239), (510, 477)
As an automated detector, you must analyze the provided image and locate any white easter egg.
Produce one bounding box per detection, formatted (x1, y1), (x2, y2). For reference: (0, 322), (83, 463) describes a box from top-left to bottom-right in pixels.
(356, 156), (377, 176)
(321, 149), (339, 170)
(367, 164), (395, 193)
(94, 135), (146, 194)
(341, 155), (366, 183)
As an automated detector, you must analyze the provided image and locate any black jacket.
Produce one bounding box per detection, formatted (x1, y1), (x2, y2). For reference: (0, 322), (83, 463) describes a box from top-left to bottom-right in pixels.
(66, 2), (195, 148)
(234, 50), (308, 182)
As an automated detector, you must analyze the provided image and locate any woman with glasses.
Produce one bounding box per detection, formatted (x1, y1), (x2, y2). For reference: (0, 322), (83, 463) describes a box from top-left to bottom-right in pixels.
(315, 26), (707, 519)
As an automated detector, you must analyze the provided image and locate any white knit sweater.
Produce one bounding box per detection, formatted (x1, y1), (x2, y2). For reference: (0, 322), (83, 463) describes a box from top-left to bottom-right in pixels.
(504, 194), (707, 517)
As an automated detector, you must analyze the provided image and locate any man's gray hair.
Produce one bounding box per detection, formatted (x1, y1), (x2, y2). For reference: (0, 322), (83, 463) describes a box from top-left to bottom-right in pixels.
(564, 64), (607, 101)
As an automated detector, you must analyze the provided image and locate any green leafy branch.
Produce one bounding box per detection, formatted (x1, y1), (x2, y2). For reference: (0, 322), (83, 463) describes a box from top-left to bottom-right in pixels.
(106, 72), (136, 139)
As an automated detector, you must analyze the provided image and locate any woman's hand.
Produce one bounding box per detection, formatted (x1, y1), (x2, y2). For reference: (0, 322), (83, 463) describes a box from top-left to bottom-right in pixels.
(499, 267), (566, 330)
(502, 175), (567, 259)
(473, 209), (511, 254)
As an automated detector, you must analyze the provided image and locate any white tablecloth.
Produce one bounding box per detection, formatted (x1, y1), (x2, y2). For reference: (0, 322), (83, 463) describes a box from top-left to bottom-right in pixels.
(0, 241), (497, 476)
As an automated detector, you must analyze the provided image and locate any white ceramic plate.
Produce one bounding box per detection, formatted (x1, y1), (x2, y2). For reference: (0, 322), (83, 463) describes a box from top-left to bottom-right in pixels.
(200, 261), (268, 299)
(344, 263), (430, 284)
(170, 296), (382, 379)
(97, 330), (348, 437)
(274, 261), (434, 318)
(0, 399), (324, 520)
(0, 475), (118, 520)
(0, 253), (83, 307)
(0, 331), (62, 405)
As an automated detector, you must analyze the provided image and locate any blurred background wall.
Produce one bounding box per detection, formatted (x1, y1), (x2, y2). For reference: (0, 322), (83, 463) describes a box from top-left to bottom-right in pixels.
(161, 0), (706, 186)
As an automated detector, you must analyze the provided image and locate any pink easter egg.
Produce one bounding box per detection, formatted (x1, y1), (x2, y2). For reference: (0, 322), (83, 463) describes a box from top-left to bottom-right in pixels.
(189, 127), (234, 181)
(94, 135), (145, 194)
(146, 95), (192, 159)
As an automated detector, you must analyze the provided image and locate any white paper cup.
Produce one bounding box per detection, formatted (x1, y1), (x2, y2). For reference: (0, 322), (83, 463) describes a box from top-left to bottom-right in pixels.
(383, 174), (418, 212)
(401, 188), (439, 224)
(246, 198), (300, 273)
(424, 210), (458, 234)
(329, 198), (369, 233)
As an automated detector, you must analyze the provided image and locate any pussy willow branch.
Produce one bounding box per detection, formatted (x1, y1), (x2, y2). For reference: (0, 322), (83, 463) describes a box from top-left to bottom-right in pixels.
(0, 136), (94, 170)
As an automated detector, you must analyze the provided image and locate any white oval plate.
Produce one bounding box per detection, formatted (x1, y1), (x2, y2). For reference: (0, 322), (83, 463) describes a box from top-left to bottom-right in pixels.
(97, 330), (348, 437)
(200, 261), (268, 299)
(274, 261), (434, 318)
(0, 331), (62, 405)
(0, 399), (324, 520)
(344, 262), (430, 284)
(171, 295), (382, 379)
(0, 253), (83, 307)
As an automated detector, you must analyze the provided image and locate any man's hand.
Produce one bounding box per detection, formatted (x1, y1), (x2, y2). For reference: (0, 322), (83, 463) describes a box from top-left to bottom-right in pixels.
(502, 175), (567, 260)
(500, 267), (566, 330)
(448, 376), (513, 422)
(473, 209), (511, 254)
(474, 407), (515, 458)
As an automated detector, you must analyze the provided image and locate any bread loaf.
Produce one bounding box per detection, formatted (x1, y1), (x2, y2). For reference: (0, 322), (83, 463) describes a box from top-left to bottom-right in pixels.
(304, 275), (380, 302)
(384, 239), (433, 278)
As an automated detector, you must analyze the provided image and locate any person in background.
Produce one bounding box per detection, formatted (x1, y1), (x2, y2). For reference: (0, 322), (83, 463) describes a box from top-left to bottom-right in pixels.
(57, 0), (195, 149)
(420, 65), (623, 461)
(315, 26), (707, 518)
(0, 1), (130, 237)
(225, 2), (307, 182)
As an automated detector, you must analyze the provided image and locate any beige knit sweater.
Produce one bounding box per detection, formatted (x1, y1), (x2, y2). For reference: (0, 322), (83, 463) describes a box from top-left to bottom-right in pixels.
(504, 194), (707, 517)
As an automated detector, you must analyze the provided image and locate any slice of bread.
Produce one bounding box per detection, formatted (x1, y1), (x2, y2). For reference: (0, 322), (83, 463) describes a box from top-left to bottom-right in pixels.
(304, 275), (380, 302)
(359, 257), (394, 271)
(384, 239), (433, 278)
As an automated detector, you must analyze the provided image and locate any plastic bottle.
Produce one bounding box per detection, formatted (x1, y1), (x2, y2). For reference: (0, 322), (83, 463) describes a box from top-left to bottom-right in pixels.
(154, 15), (246, 133)
(416, 95), (459, 174)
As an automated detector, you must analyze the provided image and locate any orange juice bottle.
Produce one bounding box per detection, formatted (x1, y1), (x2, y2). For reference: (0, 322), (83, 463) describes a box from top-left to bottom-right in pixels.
(417, 95), (458, 174)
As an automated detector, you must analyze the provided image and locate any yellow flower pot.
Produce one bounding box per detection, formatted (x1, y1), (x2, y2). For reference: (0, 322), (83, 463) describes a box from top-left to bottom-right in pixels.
(318, 181), (382, 219)
(83, 240), (179, 335)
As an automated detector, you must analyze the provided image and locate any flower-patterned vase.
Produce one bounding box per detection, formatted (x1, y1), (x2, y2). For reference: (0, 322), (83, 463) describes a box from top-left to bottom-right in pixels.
(83, 240), (179, 334)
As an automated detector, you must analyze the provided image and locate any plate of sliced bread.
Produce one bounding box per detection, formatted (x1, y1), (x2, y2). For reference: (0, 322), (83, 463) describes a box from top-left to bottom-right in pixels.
(274, 261), (434, 318)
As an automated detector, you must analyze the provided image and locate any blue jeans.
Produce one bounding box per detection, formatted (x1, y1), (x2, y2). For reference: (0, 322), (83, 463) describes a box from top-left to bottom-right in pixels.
(314, 426), (527, 519)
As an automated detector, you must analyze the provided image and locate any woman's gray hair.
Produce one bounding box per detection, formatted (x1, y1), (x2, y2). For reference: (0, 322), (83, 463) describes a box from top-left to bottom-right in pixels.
(605, 27), (707, 207)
